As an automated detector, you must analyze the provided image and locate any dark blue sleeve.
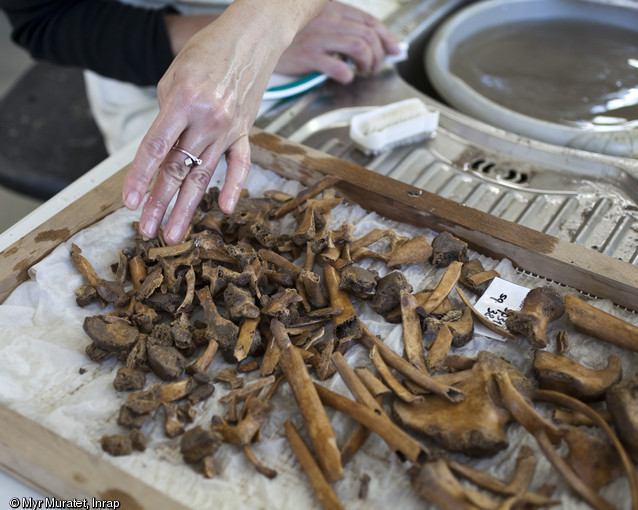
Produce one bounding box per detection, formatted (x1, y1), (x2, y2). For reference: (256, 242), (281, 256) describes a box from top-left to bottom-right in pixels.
(1, 0), (177, 86)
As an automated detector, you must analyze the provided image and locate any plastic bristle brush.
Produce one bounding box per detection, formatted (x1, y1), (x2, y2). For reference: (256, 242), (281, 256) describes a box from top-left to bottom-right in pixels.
(349, 98), (440, 155)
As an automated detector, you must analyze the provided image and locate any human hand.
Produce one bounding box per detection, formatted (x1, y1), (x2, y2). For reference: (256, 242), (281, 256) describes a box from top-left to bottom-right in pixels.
(275, 1), (401, 83)
(122, 1), (318, 245)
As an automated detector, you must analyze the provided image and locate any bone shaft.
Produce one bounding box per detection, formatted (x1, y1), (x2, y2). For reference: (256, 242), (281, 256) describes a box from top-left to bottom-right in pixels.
(271, 319), (343, 482)
(565, 294), (638, 352)
(284, 421), (345, 510)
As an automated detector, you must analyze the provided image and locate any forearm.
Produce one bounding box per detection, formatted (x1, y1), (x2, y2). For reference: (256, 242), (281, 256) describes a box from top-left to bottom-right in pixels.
(1, 0), (175, 86)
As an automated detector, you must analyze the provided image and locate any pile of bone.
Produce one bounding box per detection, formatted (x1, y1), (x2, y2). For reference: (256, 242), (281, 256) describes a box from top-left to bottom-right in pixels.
(72, 177), (638, 510)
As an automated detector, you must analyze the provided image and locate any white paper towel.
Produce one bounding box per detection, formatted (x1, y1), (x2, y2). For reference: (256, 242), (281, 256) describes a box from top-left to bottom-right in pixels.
(0, 163), (636, 509)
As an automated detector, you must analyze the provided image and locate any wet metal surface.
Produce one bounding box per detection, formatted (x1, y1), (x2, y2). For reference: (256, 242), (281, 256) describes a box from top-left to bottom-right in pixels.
(256, 0), (638, 265)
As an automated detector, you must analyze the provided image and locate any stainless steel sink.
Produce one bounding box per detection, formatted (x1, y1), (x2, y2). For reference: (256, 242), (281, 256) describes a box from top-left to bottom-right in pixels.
(256, 0), (638, 264)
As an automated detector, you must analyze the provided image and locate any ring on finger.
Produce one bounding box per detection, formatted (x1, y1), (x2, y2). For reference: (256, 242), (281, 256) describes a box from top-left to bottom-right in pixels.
(171, 143), (202, 167)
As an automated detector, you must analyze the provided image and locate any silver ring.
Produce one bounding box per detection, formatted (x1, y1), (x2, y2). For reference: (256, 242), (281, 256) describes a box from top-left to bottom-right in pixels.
(171, 144), (202, 167)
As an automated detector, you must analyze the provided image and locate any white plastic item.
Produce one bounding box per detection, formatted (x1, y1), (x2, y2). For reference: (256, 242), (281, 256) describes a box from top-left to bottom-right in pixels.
(349, 98), (440, 155)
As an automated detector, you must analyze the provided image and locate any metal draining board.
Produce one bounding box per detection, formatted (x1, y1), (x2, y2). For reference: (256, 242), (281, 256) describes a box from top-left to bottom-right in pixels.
(256, 0), (638, 266)
(262, 105), (638, 265)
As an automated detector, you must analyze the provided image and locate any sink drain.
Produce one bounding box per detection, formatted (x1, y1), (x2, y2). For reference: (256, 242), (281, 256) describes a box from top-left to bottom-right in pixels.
(467, 158), (529, 185)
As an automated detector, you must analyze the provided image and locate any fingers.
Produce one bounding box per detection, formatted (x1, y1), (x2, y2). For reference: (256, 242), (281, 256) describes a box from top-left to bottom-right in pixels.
(122, 110), (187, 211)
(218, 135), (252, 214)
(138, 132), (211, 242)
(160, 143), (222, 244)
(337, 4), (400, 56)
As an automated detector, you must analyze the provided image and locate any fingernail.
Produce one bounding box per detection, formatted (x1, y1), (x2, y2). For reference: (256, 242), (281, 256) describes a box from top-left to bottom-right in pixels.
(141, 220), (156, 239)
(165, 224), (182, 244)
(125, 191), (140, 209)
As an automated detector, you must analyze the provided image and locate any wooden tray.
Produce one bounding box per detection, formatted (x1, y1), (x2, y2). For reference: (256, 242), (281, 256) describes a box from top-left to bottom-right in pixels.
(0, 127), (637, 504)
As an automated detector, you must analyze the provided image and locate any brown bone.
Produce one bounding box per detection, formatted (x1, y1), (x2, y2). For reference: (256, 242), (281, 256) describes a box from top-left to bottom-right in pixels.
(505, 286), (565, 349)
(533, 351), (622, 401)
(565, 293), (638, 352)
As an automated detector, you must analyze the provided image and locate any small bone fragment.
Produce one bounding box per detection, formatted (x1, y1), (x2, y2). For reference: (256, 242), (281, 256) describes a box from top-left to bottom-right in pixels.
(113, 367), (146, 392)
(387, 234), (432, 268)
(358, 473), (371, 500)
(257, 248), (302, 276)
(448, 445), (537, 496)
(400, 291), (426, 370)
(196, 287), (239, 362)
(218, 375), (276, 404)
(606, 373), (638, 462)
(552, 408), (612, 427)
(163, 402), (185, 438)
(431, 231), (469, 268)
(360, 324), (465, 403)
(314, 383), (428, 463)
(535, 430), (616, 510)
(160, 377), (196, 403)
(234, 318), (260, 363)
(128, 255), (147, 291)
(147, 239), (195, 260)
(425, 325), (454, 373)
(136, 267), (164, 301)
(129, 429), (146, 452)
(339, 265), (378, 295)
(369, 346), (423, 404)
(354, 367), (391, 398)
(175, 266), (196, 313)
(186, 339), (218, 375)
(212, 396), (272, 449)
(180, 426), (222, 465)
(259, 331), (281, 377)
(563, 425), (623, 491)
(147, 343), (186, 380)
(213, 367), (243, 389)
(271, 319), (343, 482)
(323, 264), (362, 350)
(70, 249), (130, 307)
(456, 287), (515, 339)
(372, 271), (413, 316)
(331, 352), (400, 465)
(117, 402), (146, 429)
(243, 445), (277, 479)
(125, 384), (162, 415)
(505, 286), (565, 349)
(410, 459), (494, 510)
(533, 351), (622, 401)
(496, 372), (563, 445)
(459, 259), (497, 295)
(83, 315), (139, 352)
(270, 175), (341, 218)
(188, 382), (215, 405)
(420, 261), (463, 316)
(284, 421), (345, 510)
(299, 270), (328, 308)
(340, 422), (372, 468)
(536, 388), (638, 509)
(101, 434), (133, 457)
(291, 204), (316, 245)
(565, 293), (638, 352)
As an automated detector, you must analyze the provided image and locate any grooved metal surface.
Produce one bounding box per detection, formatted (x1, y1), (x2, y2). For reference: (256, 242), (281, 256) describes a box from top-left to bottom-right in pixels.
(257, 0), (638, 265)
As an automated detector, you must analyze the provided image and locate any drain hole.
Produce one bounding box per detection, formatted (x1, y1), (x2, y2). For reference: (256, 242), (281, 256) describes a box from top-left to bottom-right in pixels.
(470, 158), (485, 170)
(467, 158), (529, 186)
(481, 163), (495, 173)
(501, 169), (529, 184)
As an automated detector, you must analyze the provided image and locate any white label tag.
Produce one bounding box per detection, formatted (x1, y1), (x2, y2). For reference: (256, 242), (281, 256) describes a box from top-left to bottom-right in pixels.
(472, 277), (530, 341)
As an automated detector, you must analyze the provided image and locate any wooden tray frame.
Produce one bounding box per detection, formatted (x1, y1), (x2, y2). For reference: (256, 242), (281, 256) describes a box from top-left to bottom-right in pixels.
(0, 127), (636, 504)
